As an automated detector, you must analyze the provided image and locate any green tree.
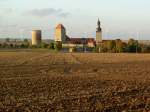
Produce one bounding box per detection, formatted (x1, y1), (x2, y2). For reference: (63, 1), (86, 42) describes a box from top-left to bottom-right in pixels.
(54, 41), (62, 51)
(115, 39), (126, 53)
(23, 39), (28, 43)
(127, 38), (140, 53)
(10, 44), (14, 48)
(106, 40), (116, 52)
(93, 45), (101, 53)
(20, 43), (26, 48)
(140, 44), (150, 53)
(49, 42), (55, 49)
(5, 38), (10, 43)
(23, 39), (30, 48)
(40, 43), (48, 48)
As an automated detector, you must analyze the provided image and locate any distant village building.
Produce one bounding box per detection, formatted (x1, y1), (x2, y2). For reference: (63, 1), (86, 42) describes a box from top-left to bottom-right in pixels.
(66, 38), (95, 47)
(31, 30), (42, 46)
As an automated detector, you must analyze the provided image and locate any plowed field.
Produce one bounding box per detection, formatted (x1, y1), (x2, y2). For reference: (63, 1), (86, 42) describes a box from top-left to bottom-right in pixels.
(0, 51), (150, 111)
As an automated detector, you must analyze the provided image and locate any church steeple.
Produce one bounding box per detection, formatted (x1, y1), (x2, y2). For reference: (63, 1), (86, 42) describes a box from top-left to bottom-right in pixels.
(96, 18), (102, 43)
(98, 18), (100, 26)
(97, 18), (101, 32)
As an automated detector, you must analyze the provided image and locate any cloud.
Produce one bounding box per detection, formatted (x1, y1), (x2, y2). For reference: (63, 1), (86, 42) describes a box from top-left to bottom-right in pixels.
(26, 8), (70, 18)
(0, 24), (18, 28)
(0, 8), (14, 15)
(0, 0), (6, 1)
(3, 8), (14, 13)
(0, 16), (2, 23)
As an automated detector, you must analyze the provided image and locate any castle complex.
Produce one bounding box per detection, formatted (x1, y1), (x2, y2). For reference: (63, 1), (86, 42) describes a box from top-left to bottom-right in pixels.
(31, 19), (102, 49)
(54, 19), (102, 48)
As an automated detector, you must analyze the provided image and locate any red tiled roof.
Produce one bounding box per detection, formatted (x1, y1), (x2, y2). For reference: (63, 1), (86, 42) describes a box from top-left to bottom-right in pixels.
(66, 38), (95, 44)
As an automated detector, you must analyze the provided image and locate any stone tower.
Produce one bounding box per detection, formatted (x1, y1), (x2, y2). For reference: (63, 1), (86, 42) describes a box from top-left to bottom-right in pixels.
(31, 30), (42, 46)
(96, 19), (102, 43)
(55, 24), (66, 43)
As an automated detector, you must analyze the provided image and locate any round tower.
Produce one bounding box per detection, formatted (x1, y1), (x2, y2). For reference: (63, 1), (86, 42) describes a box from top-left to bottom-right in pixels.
(31, 30), (42, 46)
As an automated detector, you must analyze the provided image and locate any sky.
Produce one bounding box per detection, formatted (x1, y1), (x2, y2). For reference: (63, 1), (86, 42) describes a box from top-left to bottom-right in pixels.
(0, 0), (150, 40)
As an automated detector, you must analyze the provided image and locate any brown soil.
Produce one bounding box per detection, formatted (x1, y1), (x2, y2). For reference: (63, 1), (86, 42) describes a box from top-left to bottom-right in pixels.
(0, 51), (149, 112)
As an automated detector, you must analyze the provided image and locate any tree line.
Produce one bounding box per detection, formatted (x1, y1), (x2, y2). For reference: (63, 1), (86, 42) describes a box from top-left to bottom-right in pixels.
(0, 38), (55, 50)
(1, 38), (150, 53)
(94, 39), (150, 53)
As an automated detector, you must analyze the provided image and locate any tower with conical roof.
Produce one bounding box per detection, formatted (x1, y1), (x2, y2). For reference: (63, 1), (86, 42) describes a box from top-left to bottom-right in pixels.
(96, 18), (102, 43)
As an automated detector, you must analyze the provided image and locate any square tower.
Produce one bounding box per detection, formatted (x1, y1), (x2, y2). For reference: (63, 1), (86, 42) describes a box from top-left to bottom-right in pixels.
(55, 24), (66, 43)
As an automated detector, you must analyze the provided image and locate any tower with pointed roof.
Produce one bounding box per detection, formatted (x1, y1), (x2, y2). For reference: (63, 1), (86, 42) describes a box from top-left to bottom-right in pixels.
(55, 24), (67, 42)
(96, 18), (102, 43)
